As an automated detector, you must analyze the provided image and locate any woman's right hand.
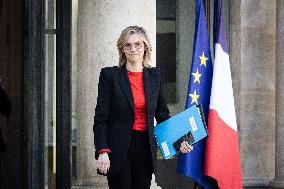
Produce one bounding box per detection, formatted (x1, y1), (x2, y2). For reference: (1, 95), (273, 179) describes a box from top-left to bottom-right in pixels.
(97, 152), (110, 174)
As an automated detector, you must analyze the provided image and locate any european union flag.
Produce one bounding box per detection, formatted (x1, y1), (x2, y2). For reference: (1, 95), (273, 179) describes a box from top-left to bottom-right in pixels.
(176, 0), (217, 188)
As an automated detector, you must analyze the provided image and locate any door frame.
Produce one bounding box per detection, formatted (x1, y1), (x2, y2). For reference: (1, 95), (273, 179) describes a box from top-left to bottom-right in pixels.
(23, 0), (72, 188)
(56, 0), (72, 188)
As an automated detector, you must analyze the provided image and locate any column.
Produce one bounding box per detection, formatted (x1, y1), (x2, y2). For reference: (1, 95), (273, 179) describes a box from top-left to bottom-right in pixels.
(270, 0), (284, 188)
(240, 0), (276, 188)
(76, 0), (156, 188)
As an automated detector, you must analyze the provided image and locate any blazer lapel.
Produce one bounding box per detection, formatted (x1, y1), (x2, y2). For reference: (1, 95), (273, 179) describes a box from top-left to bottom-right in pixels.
(118, 65), (135, 111)
(143, 67), (155, 116)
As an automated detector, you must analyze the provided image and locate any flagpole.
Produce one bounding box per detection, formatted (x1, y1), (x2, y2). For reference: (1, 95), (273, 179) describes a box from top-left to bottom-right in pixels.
(204, 0), (211, 32)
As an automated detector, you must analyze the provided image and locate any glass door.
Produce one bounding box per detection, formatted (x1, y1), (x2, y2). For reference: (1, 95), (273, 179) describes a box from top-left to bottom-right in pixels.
(44, 0), (57, 188)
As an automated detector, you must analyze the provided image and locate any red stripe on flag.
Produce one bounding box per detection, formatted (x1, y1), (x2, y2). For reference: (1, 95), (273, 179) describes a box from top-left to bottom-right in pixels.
(205, 109), (242, 189)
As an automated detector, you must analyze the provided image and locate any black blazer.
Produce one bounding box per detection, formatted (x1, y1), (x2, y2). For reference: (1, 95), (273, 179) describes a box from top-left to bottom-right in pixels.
(93, 64), (170, 176)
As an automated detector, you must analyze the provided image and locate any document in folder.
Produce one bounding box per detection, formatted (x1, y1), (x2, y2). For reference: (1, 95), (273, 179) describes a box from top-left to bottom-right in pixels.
(154, 105), (208, 159)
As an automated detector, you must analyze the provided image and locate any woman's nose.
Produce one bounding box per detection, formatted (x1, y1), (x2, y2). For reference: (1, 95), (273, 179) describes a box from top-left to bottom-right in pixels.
(130, 46), (137, 52)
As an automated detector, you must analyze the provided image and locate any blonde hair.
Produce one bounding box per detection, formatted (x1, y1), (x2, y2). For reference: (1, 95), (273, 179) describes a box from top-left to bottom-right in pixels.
(117, 26), (152, 67)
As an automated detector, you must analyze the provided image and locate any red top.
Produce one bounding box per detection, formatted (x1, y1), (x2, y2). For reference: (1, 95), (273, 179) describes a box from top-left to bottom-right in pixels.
(98, 148), (111, 154)
(128, 71), (148, 131)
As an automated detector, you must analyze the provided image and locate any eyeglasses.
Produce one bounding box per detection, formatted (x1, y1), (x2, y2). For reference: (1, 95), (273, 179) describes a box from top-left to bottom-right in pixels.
(123, 42), (144, 51)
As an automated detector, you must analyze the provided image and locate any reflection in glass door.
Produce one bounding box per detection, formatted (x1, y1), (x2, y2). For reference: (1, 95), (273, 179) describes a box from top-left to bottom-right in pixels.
(44, 0), (57, 188)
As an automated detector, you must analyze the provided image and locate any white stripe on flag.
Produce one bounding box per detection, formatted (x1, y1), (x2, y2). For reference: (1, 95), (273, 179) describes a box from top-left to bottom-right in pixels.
(209, 43), (237, 131)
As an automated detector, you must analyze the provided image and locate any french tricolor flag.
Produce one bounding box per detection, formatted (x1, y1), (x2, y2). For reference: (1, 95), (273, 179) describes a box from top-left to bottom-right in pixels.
(204, 0), (243, 188)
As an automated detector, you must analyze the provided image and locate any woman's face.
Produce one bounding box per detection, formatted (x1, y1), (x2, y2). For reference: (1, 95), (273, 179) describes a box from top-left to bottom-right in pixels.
(123, 33), (145, 64)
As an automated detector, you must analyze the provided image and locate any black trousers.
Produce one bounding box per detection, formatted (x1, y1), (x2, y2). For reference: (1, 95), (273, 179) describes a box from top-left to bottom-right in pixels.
(107, 130), (154, 189)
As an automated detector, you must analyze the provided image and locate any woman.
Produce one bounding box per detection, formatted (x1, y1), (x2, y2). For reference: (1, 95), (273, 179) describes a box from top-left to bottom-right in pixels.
(93, 26), (192, 189)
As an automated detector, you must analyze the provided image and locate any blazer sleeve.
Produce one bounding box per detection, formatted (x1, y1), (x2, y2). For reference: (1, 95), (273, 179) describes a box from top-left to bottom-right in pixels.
(93, 68), (112, 153)
(155, 68), (170, 124)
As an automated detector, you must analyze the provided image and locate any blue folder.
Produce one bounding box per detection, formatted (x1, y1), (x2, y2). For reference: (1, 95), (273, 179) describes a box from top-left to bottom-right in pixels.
(154, 105), (208, 159)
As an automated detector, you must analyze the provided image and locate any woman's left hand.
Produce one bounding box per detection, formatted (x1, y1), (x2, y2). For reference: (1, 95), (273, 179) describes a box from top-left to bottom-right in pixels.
(180, 141), (193, 153)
